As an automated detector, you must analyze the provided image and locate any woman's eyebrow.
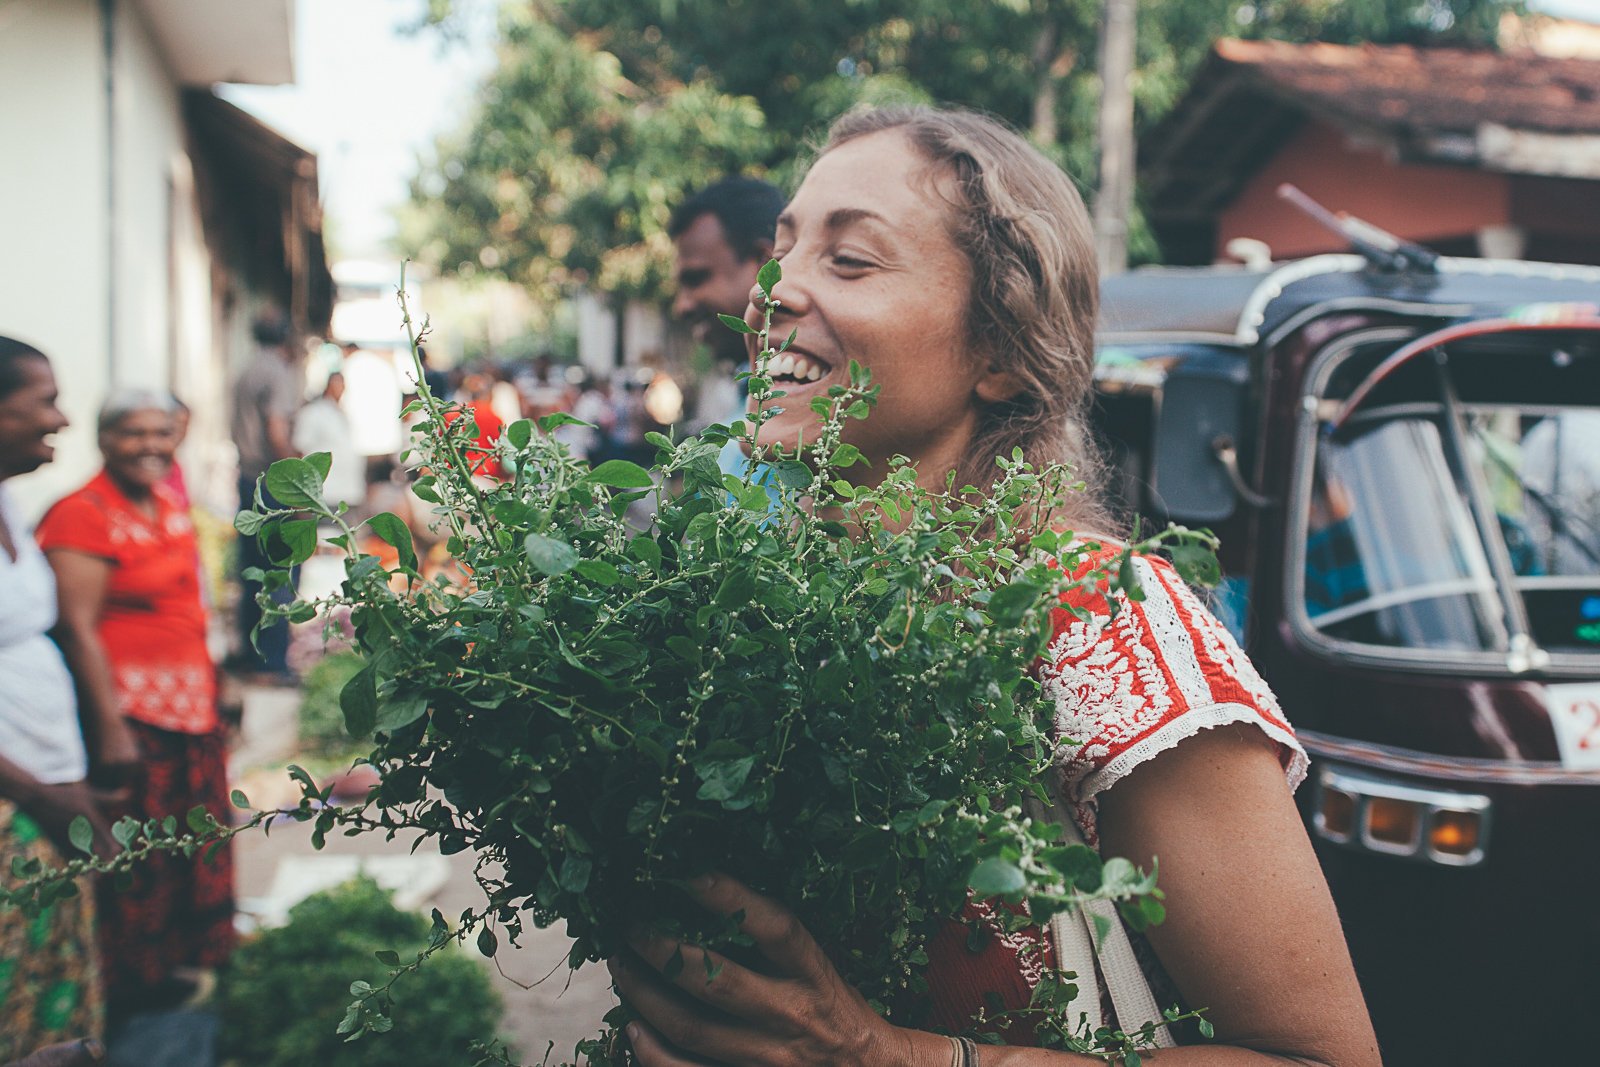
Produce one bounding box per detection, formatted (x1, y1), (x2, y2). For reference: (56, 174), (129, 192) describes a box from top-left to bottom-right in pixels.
(775, 207), (890, 232)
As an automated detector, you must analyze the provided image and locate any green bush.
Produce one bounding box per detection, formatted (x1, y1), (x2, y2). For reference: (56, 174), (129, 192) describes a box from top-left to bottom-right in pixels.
(220, 877), (502, 1067)
(298, 651), (365, 755)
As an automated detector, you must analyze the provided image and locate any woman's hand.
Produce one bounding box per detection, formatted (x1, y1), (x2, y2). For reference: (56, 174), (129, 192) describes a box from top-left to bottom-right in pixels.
(608, 873), (949, 1067)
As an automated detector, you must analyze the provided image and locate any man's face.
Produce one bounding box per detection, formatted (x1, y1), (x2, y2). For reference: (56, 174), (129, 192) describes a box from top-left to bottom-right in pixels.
(672, 213), (769, 363)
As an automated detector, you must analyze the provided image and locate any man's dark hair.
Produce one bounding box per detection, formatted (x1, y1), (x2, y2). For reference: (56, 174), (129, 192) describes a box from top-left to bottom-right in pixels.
(253, 309), (291, 347)
(668, 177), (785, 261)
(0, 335), (47, 401)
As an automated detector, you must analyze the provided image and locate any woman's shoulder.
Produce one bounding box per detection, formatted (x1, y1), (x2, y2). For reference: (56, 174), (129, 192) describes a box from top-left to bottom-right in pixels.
(1040, 547), (1307, 845)
(36, 475), (117, 556)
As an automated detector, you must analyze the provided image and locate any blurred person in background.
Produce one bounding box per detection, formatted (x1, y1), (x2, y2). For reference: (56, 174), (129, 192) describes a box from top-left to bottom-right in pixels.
(37, 390), (233, 1024)
(417, 344), (451, 400)
(291, 372), (365, 510)
(0, 337), (113, 1057)
(159, 398), (190, 511)
(230, 310), (301, 681)
(669, 177), (784, 480)
(456, 373), (507, 480)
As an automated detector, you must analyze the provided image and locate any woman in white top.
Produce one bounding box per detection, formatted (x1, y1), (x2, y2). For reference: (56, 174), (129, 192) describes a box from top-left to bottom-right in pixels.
(0, 336), (117, 1055)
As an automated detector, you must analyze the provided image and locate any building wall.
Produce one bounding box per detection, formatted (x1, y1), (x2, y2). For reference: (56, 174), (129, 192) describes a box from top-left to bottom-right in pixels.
(1216, 119), (1512, 261)
(0, 0), (219, 520)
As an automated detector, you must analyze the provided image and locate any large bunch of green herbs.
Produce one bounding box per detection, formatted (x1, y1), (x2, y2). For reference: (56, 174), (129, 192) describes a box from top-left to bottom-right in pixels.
(4, 262), (1217, 1063)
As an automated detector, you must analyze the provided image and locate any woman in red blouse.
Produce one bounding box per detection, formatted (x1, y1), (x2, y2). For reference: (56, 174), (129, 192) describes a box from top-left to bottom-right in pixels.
(37, 390), (233, 1019)
(605, 109), (1380, 1067)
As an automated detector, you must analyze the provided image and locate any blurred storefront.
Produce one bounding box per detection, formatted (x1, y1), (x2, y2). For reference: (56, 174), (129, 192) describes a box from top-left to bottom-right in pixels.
(0, 0), (330, 518)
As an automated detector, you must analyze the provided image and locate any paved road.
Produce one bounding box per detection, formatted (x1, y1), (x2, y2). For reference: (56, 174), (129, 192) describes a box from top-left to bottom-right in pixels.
(233, 814), (618, 1063)
(229, 686), (617, 1062)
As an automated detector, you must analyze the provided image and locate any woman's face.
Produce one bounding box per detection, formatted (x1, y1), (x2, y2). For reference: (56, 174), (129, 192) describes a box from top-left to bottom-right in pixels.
(0, 357), (68, 480)
(748, 129), (1016, 486)
(101, 409), (176, 492)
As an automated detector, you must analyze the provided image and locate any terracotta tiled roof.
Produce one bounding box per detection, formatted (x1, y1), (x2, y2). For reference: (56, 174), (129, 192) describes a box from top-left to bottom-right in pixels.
(1213, 38), (1600, 135)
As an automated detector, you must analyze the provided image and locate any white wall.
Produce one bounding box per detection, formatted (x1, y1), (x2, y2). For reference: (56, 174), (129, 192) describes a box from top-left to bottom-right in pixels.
(0, 0), (219, 520)
(0, 0), (109, 520)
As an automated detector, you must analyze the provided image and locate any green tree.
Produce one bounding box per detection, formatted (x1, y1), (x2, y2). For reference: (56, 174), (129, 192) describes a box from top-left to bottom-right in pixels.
(407, 0), (1520, 278)
(400, 7), (774, 302)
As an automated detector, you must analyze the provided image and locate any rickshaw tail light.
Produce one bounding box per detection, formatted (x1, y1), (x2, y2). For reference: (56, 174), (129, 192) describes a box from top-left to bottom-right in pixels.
(1365, 797), (1420, 847)
(1430, 810), (1481, 856)
(1319, 788), (1356, 838)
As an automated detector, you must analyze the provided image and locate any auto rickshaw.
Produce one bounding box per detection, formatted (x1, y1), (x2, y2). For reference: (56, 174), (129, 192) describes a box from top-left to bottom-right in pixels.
(1093, 230), (1600, 1064)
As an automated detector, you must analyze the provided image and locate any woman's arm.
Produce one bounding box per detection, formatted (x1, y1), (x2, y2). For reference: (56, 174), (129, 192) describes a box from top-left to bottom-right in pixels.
(46, 549), (139, 790)
(612, 725), (1378, 1067)
(0, 753), (115, 859)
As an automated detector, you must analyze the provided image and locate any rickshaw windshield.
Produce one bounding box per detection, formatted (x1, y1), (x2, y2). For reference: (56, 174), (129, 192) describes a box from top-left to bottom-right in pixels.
(1305, 332), (1600, 657)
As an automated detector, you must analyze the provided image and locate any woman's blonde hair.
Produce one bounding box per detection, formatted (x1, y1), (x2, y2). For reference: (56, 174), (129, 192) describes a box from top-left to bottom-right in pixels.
(820, 106), (1115, 533)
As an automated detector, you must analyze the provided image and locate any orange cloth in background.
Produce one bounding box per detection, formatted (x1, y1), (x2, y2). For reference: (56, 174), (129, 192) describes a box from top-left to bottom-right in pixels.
(445, 400), (508, 479)
(35, 471), (216, 734)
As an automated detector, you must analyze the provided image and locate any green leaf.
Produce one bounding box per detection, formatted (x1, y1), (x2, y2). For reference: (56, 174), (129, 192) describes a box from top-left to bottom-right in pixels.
(714, 566), (757, 609)
(968, 857), (1027, 897)
(366, 512), (417, 571)
(477, 926), (499, 957)
(376, 691), (428, 733)
(68, 815), (93, 856)
(695, 755), (756, 802)
(628, 535), (662, 572)
(374, 949), (401, 967)
(234, 510), (267, 536)
(1198, 1019), (1215, 1039)
(988, 581), (1044, 628)
(828, 443), (865, 469)
(262, 457), (326, 509)
(340, 664), (378, 737)
(773, 461), (813, 489)
(584, 459), (654, 489)
(718, 313), (755, 334)
(186, 804), (212, 833)
(574, 559), (620, 585)
(230, 789), (250, 810)
(525, 534), (579, 576)
(635, 735), (669, 771)
(265, 518), (319, 567)
(507, 419), (532, 449)
(557, 852), (592, 893)
(662, 945), (685, 982)
(665, 635), (700, 664)
(305, 451), (332, 481)
(756, 259), (781, 296)
(538, 411), (587, 433)
(1168, 543), (1221, 587)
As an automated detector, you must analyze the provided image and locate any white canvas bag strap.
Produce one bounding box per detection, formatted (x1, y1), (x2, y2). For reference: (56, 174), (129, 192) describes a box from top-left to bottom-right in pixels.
(1027, 782), (1177, 1048)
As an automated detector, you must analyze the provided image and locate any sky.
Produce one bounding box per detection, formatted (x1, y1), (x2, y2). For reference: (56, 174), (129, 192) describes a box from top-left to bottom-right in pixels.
(223, 0), (1600, 264)
(222, 0), (498, 260)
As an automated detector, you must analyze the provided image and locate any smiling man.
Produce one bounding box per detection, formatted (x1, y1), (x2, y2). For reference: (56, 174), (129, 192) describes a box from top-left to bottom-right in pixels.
(669, 177), (785, 366)
(670, 178), (785, 485)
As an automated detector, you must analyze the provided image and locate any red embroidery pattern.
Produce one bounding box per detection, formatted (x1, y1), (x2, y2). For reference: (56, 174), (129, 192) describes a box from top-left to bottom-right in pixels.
(1044, 550), (1307, 846)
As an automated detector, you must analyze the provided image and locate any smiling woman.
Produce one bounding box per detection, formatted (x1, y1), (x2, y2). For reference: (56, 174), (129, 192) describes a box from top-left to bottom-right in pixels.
(614, 107), (1381, 1067)
(35, 390), (234, 1022)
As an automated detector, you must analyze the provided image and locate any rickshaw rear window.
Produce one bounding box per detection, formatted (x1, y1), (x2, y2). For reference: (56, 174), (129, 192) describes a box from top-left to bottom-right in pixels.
(1303, 333), (1600, 658)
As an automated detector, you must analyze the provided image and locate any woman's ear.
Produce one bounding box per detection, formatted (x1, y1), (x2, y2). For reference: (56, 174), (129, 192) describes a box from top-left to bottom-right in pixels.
(973, 362), (1025, 404)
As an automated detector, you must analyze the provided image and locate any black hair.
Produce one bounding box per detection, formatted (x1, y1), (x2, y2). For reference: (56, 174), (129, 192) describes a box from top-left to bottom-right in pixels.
(0, 335), (47, 401)
(667, 177), (786, 261)
(253, 309), (291, 346)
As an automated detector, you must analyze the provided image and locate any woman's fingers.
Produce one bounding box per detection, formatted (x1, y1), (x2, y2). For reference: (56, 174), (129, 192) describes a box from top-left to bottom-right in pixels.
(684, 872), (829, 980)
(608, 954), (769, 1064)
(625, 1019), (714, 1067)
(626, 929), (785, 1025)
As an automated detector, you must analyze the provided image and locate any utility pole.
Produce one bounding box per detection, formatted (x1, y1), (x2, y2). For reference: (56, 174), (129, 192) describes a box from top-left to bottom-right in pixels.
(1094, 0), (1135, 276)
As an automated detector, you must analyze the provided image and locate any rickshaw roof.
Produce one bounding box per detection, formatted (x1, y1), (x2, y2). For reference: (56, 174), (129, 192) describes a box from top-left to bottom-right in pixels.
(1098, 254), (1600, 348)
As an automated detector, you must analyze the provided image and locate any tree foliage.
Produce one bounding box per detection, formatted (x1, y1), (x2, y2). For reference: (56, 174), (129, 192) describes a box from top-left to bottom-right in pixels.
(403, 0), (1520, 287)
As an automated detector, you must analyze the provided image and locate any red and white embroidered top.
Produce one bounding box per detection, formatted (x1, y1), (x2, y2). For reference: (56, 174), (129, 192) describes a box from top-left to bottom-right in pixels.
(919, 546), (1307, 1039)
